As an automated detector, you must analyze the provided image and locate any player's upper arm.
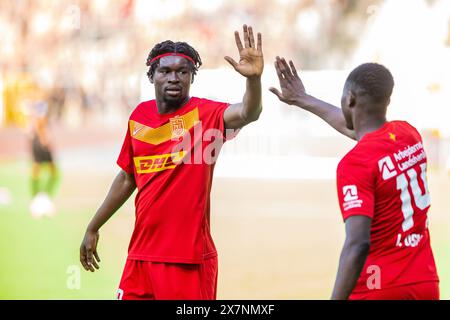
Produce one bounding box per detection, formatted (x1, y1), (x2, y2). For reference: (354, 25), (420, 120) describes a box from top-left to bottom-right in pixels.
(106, 170), (136, 203)
(223, 102), (261, 130)
(337, 152), (376, 221)
(119, 169), (136, 189)
(344, 215), (372, 248)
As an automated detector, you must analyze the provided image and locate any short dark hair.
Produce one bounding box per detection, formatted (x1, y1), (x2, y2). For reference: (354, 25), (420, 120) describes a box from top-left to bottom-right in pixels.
(345, 63), (394, 105)
(146, 40), (202, 80)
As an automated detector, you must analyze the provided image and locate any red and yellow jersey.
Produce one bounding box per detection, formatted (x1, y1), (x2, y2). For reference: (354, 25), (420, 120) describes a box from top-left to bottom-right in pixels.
(117, 97), (231, 263)
(337, 121), (439, 293)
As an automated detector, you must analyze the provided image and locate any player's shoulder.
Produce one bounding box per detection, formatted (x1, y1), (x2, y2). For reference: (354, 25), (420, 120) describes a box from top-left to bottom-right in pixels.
(357, 120), (421, 147)
(339, 120), (422, 174)
(129, 100), (156, 119)
(391, 120), (422, 140)
(338, 135), (382, 175)
(391, 120), (415, 129)
(339, 144), (370, 169)
(192, 97), (230, 109)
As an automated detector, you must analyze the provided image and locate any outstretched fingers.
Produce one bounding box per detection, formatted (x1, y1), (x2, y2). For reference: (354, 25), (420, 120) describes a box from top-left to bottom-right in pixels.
(248, 26), (255, 48)
(234, 25), (262, 53)
(243, 24), (250, 48)
(279, 57), (294, 79)
(269, 87), (283, 100)
(257, 32), (262, 51)
(274, 58), (284, 80)
(289, 60), (300, 79)
(271, 59), (285, 101)
(224, 56), (239, 70)
(234, 31), (244, 53)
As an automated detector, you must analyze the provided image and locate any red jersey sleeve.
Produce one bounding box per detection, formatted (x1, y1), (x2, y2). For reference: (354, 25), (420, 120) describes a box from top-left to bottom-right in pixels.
(200, 99), (238, 141)
(116, 121), (134, 174)
(336, 152), (375, 221)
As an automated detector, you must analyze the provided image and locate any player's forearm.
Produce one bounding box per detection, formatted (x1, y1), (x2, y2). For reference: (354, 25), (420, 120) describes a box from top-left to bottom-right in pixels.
(331, 241), (370, 300)
(87, 171), (136, 232)
(295, 95), (356, 140)
(241, 76), (262, 123)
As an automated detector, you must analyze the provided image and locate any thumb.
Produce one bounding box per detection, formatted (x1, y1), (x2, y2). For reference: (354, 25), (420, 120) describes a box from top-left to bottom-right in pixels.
(269, 87), (283, 100)
(224, 56), (239, 70)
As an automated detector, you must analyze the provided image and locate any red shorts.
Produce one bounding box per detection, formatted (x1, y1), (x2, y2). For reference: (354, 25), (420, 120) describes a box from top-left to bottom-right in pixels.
(349, 281), (440, 300)
(116, 256), (218, 300)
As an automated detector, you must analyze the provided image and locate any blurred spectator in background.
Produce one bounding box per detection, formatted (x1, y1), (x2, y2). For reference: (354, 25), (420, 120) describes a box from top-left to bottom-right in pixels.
(47, 86), (66, 122)
(1, 0), (449, 174)
(0, 0), (386, 128)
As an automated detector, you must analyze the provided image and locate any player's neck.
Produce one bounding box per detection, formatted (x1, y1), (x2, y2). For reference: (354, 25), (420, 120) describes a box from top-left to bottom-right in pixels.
(156, 96), (190, 115)
(354, 116), (387, 141)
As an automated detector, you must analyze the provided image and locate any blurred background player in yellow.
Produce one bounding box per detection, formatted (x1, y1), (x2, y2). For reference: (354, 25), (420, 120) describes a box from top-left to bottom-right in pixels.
(28, 90), (58, 218)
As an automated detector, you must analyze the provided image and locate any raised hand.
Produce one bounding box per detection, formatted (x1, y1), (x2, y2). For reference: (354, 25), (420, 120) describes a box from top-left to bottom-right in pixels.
(269, 57), (356, 140)
(269, 57), (307, 106)
(224, 24), (263, 78)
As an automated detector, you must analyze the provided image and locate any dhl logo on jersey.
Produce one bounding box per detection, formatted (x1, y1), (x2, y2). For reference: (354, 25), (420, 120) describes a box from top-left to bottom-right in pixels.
(134, 151), (186, 174)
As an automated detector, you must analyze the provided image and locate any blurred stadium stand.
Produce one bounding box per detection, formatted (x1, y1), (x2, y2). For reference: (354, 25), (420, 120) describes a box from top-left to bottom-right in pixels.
(1, 0), (449, 175)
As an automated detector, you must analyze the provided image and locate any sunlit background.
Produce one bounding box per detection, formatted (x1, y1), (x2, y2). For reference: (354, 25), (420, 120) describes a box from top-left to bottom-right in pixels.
(0, 0), (449, 299)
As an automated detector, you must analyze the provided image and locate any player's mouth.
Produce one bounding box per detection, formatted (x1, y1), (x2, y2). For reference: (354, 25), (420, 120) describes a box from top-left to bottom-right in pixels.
(165, 86), (182, 96)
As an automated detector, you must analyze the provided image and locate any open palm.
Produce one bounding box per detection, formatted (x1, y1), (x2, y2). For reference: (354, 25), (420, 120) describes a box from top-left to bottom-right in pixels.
(269, 57), (307, 105)
(225, 25), (263, 78)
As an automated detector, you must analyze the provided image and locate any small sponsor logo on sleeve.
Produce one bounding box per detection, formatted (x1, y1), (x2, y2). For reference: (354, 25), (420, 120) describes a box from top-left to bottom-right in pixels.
(342, 185), (363, 211)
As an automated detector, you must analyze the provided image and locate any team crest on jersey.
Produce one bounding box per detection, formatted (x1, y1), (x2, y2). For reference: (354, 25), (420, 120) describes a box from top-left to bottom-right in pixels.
(342, 185), (363, 211)
(378, 156), (397, 180)
(170, 116), (186, 139)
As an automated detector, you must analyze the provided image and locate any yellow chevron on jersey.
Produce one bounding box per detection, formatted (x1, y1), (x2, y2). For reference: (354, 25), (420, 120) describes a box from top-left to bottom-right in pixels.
(129, 108), (199, 145)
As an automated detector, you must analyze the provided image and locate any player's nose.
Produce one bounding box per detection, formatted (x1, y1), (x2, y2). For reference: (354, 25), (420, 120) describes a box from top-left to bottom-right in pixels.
(167, 71), (180, 83)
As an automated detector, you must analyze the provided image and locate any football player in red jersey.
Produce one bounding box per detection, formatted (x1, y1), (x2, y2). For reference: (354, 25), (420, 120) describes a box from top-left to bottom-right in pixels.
(270, 58), (439, 300)
(79, 25), (263, 300)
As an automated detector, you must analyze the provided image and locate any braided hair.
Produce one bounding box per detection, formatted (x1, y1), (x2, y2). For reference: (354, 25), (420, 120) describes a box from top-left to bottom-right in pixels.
(146, 40), (202, 81)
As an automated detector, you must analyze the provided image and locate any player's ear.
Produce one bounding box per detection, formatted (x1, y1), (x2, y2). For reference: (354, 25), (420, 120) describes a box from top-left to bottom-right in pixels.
(147, 71), (154, 84)
(348, 91), (356, 109)
(342, 89), (352, 109)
